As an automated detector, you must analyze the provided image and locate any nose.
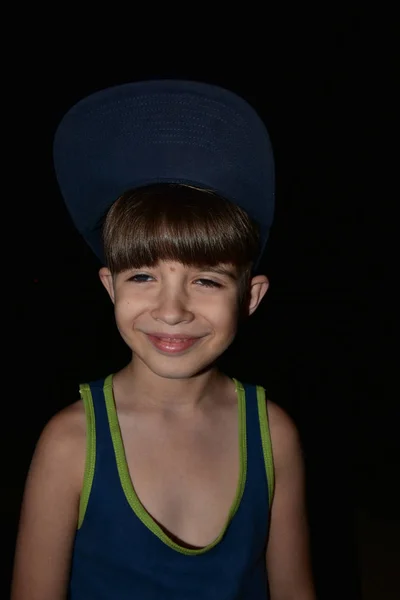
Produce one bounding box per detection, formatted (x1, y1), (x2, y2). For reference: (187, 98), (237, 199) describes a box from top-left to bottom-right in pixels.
(151, 287), (194, 326)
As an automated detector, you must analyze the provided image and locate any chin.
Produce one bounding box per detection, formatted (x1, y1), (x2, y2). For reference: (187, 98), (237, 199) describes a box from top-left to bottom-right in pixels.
(135, 348), (219, 380)
(147, 361), (215, 381)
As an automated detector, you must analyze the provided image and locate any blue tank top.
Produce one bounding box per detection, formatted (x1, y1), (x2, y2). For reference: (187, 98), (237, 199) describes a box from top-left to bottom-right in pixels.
(69, 375), (274, 599)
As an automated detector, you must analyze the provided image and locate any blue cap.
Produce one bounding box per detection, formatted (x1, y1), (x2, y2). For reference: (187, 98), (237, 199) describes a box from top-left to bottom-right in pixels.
(53, 80), (275, 268)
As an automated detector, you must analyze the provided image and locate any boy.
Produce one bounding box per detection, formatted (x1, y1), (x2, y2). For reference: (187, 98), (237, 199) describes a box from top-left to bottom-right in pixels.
(11, 80), (316, 599)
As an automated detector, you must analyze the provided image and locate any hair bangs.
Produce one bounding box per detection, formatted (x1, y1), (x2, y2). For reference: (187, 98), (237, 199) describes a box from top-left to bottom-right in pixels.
(103, 184), (260, 274)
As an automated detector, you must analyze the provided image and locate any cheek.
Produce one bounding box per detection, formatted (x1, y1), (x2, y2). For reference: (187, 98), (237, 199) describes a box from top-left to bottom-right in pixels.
(113, 298), (137, 324)
(208, 298), (239, 334)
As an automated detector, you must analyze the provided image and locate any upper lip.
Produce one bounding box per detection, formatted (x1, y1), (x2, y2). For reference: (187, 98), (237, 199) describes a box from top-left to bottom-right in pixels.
(145, 333), (201, 339)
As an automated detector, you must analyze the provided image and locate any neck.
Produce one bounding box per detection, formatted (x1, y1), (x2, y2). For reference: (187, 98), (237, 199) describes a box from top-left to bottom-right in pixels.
(114, 357), (228, 414)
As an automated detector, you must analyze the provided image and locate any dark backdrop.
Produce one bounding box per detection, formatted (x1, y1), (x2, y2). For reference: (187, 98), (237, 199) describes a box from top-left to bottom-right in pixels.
(6, 9), (396, 599)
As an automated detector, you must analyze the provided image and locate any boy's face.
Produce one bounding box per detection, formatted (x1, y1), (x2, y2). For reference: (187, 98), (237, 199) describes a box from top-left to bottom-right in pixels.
(100, 260), (268, 381)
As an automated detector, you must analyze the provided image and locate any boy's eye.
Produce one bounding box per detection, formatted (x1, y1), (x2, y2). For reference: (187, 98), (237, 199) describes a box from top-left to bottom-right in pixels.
(128, 273), (153, 282)
(195, 278), (222, 288)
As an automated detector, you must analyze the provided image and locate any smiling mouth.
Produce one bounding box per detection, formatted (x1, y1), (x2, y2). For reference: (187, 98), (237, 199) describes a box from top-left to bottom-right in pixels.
(146, 334), (202, 354)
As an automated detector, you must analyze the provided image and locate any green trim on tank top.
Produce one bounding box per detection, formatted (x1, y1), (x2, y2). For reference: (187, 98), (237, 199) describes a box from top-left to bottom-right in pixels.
(256, 386), (275, 507)
(103, 373), (247, 556)
(77, 383), (96, 529)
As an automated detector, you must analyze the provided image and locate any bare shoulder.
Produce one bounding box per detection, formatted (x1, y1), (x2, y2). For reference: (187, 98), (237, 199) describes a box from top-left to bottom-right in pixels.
(266, 399), (303, 468)
(37, 399), (86, 450)
(31, 399), (87, 487)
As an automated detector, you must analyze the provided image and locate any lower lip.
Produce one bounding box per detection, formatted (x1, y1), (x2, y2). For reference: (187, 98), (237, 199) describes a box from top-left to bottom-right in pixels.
(146, 335), (200, 354)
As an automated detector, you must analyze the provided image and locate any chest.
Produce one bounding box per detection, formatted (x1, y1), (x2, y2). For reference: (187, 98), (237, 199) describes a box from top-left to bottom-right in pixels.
(118, 406), (241, 548)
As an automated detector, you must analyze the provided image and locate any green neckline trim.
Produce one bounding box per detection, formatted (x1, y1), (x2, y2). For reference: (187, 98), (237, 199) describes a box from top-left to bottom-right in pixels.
(256, 385), (275, 507)
(78, 383), (96, 529)
(103, 374), (247, 556)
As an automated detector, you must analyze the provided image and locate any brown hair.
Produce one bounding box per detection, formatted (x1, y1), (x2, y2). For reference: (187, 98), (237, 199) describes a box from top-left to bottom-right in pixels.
(102, 183), (260, 302)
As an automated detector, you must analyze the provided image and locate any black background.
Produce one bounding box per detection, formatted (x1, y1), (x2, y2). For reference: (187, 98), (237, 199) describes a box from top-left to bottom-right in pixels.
(6, 8), (397, 599)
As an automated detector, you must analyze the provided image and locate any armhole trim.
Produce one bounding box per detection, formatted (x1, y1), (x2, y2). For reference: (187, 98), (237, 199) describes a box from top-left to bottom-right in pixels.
(256, 386), (275, 508)
(77, 383), (96, 529)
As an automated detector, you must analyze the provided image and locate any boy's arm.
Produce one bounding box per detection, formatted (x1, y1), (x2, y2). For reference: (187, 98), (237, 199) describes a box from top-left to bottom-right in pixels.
(266, 401), (316, 600)
(11, 402), (86, 600)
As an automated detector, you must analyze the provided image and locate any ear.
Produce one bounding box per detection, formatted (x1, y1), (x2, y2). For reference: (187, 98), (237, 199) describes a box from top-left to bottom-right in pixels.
(247, 274), (269, 316)
(99, 267), (115, 303)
